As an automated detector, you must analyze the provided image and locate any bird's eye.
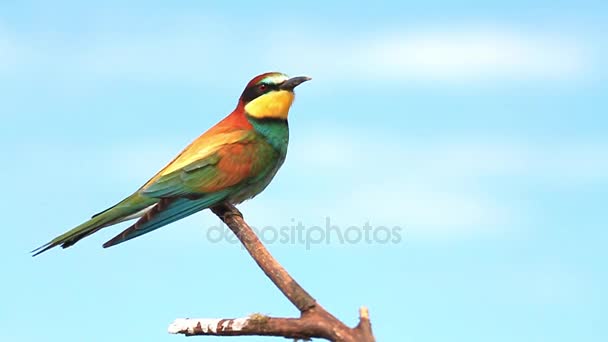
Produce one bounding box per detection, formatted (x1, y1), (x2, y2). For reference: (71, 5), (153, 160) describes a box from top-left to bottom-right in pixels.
(258, 84), (267, 91)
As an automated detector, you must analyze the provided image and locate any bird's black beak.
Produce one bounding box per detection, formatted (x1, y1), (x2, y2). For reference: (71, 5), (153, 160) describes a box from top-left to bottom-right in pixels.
(280, 76), (312, 91)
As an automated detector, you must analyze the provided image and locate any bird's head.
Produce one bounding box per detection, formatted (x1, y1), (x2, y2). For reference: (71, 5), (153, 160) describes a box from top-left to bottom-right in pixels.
(239, 72), (311, 120)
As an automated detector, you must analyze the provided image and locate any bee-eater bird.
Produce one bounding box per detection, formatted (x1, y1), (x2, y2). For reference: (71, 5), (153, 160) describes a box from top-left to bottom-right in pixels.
(33, 72), (310, 256)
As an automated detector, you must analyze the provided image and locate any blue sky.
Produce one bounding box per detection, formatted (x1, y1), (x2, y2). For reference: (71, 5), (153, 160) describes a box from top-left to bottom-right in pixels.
(2, 1), (607, 341)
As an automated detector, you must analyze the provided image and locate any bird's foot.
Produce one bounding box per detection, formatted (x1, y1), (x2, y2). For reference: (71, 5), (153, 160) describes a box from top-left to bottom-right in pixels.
(211, 203), (243, 220)
(223, 205), (243, 220)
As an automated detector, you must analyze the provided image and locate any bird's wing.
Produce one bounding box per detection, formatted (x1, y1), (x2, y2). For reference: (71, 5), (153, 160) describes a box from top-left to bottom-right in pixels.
(140, 129), (254, 190)
(102, 131), (271, 247)
(140, 130), (259, 198)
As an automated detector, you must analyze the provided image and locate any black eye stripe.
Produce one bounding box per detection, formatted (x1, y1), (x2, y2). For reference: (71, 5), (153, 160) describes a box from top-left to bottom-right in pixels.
(241, 82), (279, 102)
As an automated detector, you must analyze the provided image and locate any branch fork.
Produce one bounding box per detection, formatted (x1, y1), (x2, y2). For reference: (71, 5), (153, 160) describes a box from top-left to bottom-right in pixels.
(169, 203), (375, 341)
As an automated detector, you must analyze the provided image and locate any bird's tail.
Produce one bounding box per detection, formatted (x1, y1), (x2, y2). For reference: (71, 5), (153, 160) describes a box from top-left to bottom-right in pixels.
(32, 193), (157, 256)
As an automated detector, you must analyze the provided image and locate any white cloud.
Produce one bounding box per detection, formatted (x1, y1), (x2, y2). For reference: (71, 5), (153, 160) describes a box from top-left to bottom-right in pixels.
(0, 24), (595, 84)
(362, 30), (587, 81)
(272, 28), (592, 83)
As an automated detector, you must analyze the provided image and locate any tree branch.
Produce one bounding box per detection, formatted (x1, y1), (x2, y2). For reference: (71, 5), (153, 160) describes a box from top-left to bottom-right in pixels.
(169, 203), (375, 341)
(210, 203), (315, 312)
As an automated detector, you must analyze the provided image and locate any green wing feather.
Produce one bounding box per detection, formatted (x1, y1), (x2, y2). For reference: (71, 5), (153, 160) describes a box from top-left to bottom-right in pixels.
(141, 154), (221, 198)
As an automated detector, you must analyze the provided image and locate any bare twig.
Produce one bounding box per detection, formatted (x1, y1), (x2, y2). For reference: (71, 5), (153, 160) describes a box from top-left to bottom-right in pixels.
(169, 203), (375, 341)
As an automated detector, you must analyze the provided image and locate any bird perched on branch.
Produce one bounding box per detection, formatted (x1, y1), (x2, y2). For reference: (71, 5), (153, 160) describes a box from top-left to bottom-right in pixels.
(33, 72), (310, 256)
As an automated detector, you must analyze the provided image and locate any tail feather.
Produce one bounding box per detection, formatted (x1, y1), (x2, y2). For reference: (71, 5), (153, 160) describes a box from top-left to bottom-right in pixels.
(31, 216), (111, 256)
(32, 193), (157, 256)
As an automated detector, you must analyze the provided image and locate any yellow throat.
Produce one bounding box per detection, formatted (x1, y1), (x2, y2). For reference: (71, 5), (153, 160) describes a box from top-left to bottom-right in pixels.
(244, 90), (295, 120)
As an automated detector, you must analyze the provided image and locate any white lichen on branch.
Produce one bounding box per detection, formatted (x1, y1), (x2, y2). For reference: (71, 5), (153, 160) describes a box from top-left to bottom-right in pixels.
(168, 317), (249, 335)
